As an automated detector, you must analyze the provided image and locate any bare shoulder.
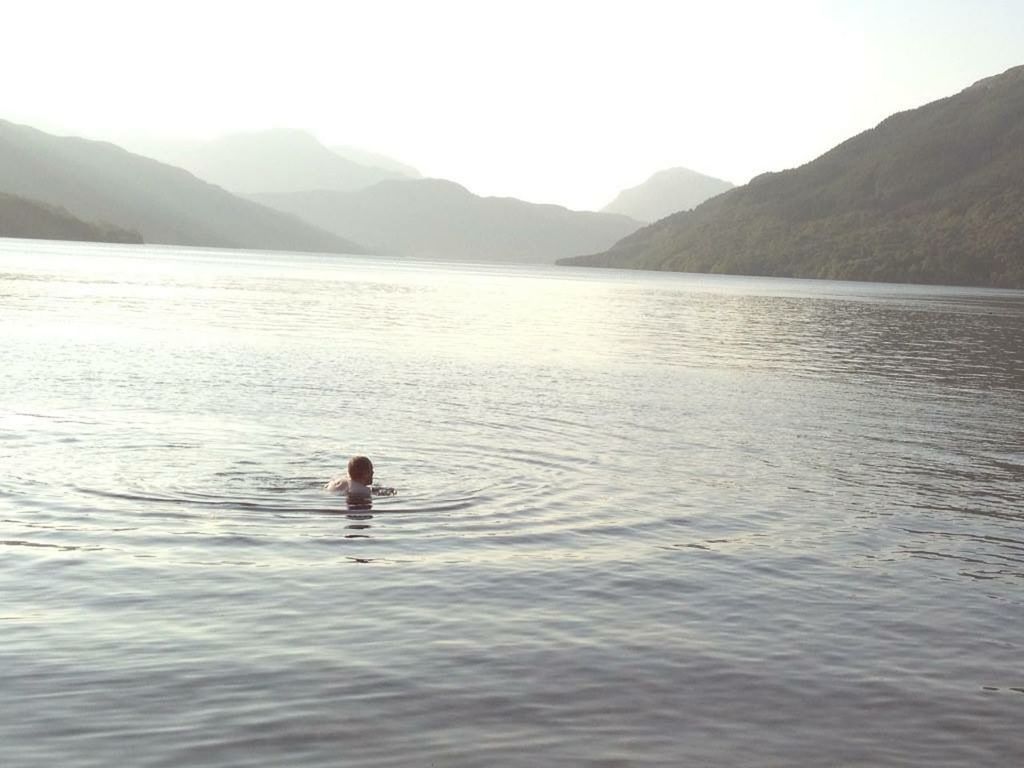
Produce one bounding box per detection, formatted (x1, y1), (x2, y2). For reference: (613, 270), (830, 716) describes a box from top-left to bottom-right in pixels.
(325, 477), (351, 492)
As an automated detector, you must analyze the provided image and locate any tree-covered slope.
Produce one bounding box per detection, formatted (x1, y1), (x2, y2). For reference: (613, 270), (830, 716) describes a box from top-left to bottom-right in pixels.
(563, 65), (1024, 288)
(254, 179), (642, 264)
(0, 192), (142, 244)
(601, 167), (734, 223)
(0, 120), (365, 254)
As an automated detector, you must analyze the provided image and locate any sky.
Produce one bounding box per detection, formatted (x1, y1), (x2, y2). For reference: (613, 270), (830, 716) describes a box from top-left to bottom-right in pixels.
(4, 0), (1022, 210)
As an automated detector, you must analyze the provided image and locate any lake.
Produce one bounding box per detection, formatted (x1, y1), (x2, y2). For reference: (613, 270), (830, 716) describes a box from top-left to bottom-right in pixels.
(2, 238), (1023, 767)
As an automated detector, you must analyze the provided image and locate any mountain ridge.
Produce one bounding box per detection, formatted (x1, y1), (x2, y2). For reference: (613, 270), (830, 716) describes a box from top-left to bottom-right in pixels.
(254, 178), (642, 264)
(561, 65), (1024, 288)
(128, 129), (411, 195)
(0, 120), (366, 254)
(330, 145), (421, 179)
(601, 167), (734, 222)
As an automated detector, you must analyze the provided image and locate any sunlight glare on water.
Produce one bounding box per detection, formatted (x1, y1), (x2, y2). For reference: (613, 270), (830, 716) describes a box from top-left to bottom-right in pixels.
(1, 239), (1023, 767)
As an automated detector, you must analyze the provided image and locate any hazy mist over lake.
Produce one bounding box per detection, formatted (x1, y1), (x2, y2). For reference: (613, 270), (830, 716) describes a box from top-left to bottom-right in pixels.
(6, 2), (1023, 209)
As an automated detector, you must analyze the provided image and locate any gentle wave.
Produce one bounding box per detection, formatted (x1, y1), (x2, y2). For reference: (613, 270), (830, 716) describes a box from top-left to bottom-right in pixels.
(3, 243), (1024, 767)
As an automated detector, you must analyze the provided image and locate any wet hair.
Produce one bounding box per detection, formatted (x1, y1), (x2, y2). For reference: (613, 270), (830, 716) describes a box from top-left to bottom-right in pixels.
(347, 455), (373, 481)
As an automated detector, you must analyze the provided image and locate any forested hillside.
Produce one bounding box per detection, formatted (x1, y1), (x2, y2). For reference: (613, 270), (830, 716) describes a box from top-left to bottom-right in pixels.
(0, 192), (141, 244)
(563, 66), (1024, 288)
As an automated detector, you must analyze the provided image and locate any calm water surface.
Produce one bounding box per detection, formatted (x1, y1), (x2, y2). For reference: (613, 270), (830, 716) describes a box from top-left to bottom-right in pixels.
(2, 239), (1023, 767)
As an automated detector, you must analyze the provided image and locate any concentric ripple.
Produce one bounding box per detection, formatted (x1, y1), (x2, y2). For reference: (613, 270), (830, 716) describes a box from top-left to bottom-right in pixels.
(2, 240), (1023, 767)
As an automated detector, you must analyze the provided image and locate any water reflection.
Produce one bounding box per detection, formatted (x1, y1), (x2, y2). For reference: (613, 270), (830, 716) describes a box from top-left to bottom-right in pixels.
(346, 498), (375, 513)
(4, 244), (1024, 767)
(344, 502), (374, 538)
(603, 282), (1024, 394)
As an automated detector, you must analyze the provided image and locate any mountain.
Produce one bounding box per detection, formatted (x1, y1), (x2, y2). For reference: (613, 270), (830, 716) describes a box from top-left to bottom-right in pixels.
(0, 120), (365, 254)
(129, 130), (406, 194)
(0, 192), (142, 244)
(563, 65), (1024, 288)
(602, 167), (734, 222)
(330, 145), (421, 178)
(253, 179), (642, 264)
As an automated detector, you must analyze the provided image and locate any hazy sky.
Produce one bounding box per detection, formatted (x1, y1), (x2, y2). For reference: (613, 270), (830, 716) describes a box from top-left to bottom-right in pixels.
(5, 0), (1022, 209)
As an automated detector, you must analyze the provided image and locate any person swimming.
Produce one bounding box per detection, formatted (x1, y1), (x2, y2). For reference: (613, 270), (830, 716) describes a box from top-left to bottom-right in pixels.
(326, 455), (374, 498)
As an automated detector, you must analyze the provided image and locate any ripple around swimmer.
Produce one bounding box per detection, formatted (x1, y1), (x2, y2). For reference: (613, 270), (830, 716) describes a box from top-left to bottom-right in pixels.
(5, 247), (1024, 767)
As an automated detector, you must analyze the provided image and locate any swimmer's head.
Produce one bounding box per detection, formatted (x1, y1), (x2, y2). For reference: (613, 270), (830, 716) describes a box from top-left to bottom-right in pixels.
(347, 455), (374, 485)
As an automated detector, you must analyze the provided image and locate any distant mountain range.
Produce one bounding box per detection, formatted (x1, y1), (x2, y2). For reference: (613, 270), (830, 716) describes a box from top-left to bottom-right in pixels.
(602, 167), (734, 222)
(128, 129), (417, 195)
(0, 120), (364, 254)
(253, 179), (642, 263)
(563, 65), (1024, 288)
(330, 145), (421, 179)
(0, 121), (638, 263)
(0, 192), (141, 244)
